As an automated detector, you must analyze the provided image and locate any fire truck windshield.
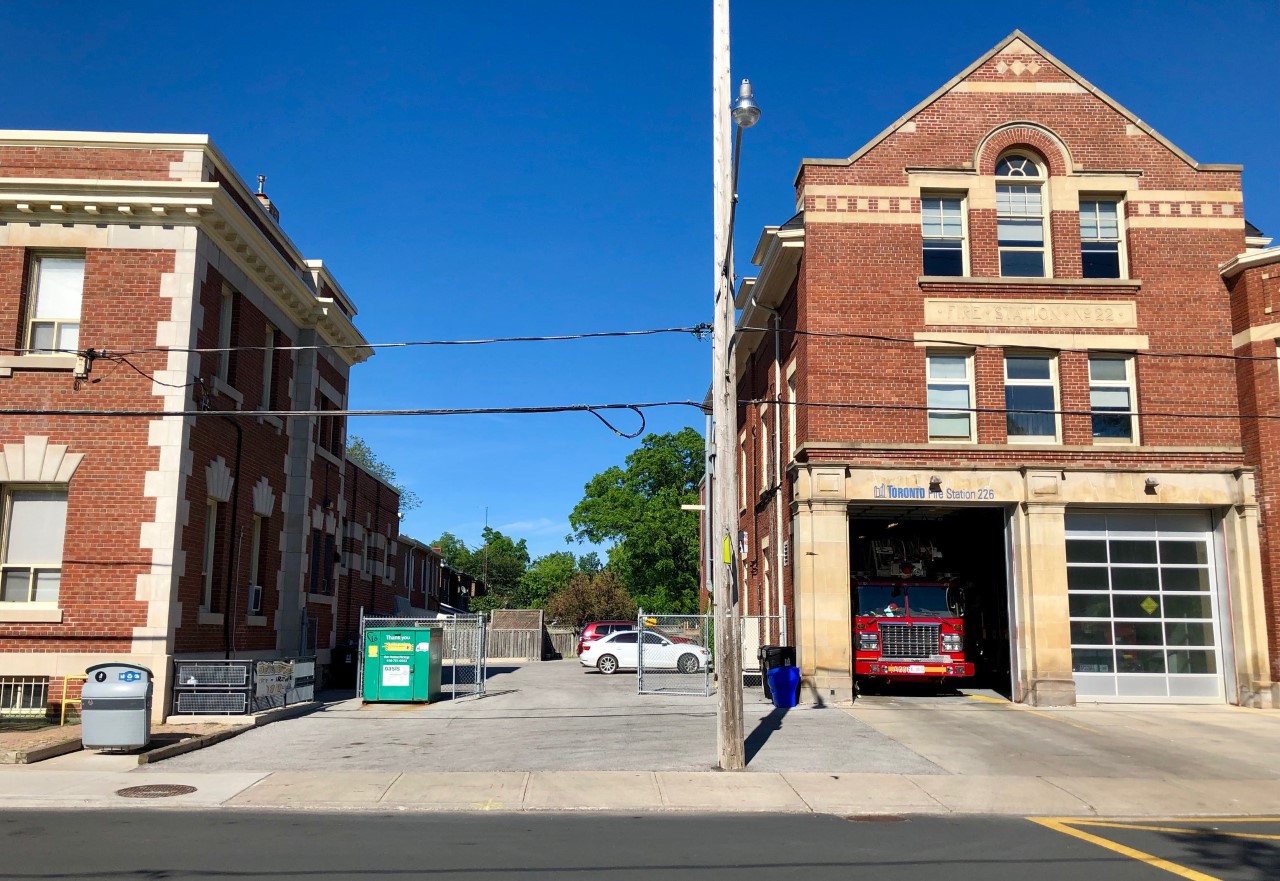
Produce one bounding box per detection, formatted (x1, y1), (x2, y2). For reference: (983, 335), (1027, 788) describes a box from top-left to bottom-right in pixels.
(905, 586), (958, 617)
(856, 584), (905, 617)
(856, 584), (960, 618)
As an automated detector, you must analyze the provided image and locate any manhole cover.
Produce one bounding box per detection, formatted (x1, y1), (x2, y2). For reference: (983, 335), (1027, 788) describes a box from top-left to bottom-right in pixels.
(115, 784), (197, 799)
(845, 815), (909, 823)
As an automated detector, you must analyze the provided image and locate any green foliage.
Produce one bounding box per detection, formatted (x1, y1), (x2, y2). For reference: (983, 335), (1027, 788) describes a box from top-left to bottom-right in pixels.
(569, 428), (703, 613)
(544, 570), (638, 631)
(519, 551), (578, 608)
(434, 526), (531, 612)
(577, 551), (602, 576)
(346, 435), (421, 511)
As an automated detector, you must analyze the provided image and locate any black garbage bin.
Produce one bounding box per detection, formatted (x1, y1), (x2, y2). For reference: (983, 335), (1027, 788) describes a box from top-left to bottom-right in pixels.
(758, 645), (796, 699)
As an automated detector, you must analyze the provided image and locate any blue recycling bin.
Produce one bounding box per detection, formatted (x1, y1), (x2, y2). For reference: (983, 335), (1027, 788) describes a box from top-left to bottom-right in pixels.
(766, 665), (800, 709)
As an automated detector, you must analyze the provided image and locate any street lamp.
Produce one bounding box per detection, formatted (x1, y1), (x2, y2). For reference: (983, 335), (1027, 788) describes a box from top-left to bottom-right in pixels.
(710, 0), (758, 771)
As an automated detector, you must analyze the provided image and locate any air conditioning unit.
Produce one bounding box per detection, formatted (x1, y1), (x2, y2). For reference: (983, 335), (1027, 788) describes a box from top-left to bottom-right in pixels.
(248, 584), (263, 614)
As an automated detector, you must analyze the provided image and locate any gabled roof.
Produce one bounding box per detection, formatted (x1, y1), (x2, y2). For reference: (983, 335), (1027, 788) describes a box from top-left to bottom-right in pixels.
(795, 29), (1241, 185)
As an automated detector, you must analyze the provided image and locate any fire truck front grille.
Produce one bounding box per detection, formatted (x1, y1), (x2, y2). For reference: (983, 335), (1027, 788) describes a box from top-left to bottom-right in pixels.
(879, 623), (939, 659)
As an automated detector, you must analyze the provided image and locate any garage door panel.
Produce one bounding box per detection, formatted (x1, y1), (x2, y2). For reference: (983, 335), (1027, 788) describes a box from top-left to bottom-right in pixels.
(1065, 510), (1223, 703)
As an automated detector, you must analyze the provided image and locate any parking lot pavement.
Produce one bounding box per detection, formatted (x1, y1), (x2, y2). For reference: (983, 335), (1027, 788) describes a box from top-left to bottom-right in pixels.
(138, 661), (943, 774)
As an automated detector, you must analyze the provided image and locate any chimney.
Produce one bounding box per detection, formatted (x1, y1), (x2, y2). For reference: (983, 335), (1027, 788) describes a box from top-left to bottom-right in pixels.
(255, 174), (280, 222)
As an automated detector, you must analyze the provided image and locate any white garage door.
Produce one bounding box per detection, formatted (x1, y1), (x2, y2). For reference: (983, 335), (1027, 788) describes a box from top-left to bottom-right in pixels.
(1066, 510), (1224, 702)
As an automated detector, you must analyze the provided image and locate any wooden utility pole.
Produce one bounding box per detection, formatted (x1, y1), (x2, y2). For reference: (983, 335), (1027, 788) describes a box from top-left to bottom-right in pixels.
(711, 0), (745, 771)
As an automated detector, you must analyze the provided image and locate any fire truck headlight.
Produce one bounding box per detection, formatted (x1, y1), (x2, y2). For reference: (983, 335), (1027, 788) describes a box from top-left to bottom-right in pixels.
(941, 634), (963, 652)
(858, 632), (880, 651)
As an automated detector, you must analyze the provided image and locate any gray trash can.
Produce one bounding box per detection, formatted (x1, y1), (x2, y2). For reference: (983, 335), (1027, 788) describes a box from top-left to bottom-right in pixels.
(81, 663), (153, 749)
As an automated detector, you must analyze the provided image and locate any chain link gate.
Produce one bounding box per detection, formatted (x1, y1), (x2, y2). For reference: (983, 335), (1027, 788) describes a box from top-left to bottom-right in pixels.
(358, 612), (487, 700)
(636, 610), (712, 696)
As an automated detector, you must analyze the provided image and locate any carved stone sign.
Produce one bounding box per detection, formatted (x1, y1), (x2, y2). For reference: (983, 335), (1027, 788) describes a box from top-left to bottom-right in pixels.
(924, 298), (1137, 328)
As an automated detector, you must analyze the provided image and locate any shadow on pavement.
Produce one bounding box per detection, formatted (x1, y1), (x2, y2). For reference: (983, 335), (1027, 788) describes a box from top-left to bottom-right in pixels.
(745, 705), (789, 765)
(1160, 827), (1280, 880)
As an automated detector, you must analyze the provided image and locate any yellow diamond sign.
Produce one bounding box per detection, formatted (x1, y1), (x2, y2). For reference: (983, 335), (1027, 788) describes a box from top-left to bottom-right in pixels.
(1140, 596), (1158, 615)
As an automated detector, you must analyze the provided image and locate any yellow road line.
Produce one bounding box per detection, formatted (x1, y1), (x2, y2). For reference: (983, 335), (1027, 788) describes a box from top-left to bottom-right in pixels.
(1030, 817), (1223, 881)
(1070, 819), (1280, 841)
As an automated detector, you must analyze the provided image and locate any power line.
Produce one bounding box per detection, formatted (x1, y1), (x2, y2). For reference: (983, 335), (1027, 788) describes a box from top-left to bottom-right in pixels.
(737, 325), (1278, 364)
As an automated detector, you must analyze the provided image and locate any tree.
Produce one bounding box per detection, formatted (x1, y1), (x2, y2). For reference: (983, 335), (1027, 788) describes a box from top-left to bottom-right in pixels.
(544, 571), (637, 631)
(569, 428), (703, 613)
(577, 551), (602, 576)
(463, 526), (530, 612)
(519, 551), (578, 608)
(431, 532), (472, 572)
(346, 435), (421, 511)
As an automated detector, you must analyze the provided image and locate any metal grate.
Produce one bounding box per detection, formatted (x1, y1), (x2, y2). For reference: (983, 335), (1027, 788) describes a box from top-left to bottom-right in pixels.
(116, 784), (197, 799)
(175, 691), (247, 715)
(175, 663), (249, 687)
(878, 623), (940, 659)
(0, 676), (48, 716)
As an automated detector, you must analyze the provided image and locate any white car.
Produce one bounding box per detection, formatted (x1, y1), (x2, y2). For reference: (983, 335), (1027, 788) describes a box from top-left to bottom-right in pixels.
(580, 629), (709, 675)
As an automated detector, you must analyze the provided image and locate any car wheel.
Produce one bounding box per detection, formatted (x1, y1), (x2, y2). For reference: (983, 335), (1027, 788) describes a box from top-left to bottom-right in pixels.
(677, 653), (699, 674)
(597, 654), (619, 675)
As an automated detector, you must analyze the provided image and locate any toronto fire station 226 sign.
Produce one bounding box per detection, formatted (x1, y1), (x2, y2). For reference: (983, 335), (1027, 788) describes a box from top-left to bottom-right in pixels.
(872, 483), (997, 501)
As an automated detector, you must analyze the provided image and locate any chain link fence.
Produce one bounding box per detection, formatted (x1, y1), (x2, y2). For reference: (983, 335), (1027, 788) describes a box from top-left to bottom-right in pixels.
(740, 615), (785, 692)
(358, 612), (487, 700)
(636, 611), (712, 696)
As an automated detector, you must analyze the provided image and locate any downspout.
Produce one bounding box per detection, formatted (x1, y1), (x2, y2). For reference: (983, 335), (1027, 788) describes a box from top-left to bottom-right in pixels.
(373, 481), (382, 614)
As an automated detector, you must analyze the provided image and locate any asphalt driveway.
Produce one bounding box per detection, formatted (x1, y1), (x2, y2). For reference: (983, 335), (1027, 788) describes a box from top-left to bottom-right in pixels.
(139, 660), (940, 774)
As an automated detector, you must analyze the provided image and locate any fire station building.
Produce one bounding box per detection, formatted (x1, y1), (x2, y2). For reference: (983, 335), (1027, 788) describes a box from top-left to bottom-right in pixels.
(733, 32), (1278, 707)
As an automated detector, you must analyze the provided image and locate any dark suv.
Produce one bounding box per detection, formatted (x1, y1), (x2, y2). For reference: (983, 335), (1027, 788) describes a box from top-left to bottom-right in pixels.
(576, 620), (636, 656)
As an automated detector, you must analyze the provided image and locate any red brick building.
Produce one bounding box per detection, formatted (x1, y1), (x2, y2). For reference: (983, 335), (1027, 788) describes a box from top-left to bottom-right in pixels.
(0, 130), (411, 718)
(733, 32), (1276, 706)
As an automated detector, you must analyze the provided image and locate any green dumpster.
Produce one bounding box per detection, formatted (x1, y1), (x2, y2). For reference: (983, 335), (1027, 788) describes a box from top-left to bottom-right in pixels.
(362, 626), (443, 703)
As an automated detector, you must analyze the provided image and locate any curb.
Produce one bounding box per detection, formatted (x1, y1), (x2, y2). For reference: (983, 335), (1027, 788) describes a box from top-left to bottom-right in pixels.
(1, 738), (83, 765)
(139, 701), (320, 765)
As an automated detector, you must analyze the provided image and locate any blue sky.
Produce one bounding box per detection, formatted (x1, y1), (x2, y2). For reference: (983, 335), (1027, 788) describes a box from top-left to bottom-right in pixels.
(6, 1), (1277, 559)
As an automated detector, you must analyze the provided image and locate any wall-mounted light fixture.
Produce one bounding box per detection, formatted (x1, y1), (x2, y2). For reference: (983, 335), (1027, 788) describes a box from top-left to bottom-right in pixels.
(929, 475), (943, 490)
(1144, 477), (1160, 494)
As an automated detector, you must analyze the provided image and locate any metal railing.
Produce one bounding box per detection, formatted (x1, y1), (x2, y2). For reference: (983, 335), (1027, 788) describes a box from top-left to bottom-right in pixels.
(0, 676), (48, 717)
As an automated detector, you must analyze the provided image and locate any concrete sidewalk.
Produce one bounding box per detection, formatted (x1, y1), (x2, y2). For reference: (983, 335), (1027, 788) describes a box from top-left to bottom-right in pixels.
(5, 764), (1280, 817)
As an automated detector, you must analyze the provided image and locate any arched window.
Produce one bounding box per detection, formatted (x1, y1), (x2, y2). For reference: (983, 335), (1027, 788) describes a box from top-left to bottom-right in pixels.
(996, 153), (1047, 277)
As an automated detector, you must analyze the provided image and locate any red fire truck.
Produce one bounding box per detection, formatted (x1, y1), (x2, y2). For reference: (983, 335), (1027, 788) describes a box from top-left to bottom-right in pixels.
(852, 537), (974, 685)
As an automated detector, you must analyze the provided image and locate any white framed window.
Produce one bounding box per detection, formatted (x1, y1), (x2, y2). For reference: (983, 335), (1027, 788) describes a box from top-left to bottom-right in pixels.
(1080, 198), (1124, 279)
(921, 194), (966, 276)
(996, 155), (1048, 277)
(261, 325), (276, 410)
(201, 500), (218, 610)
(1089, 354), (1137, 443)
(217, 288), (234, 382)
(0, 488), (68, 603)
(26, 255), (84, 354)
(1004, 353), (1059, 442)
(927, 351), (974, 442)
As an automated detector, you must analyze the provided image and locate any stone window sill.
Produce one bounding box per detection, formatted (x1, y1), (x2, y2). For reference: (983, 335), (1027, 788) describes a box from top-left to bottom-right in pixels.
(246, 615), (268, 627)
(0, 605), (63, 623)
(919, 275), (1141, 288)
(197, 610), (224, 626)
(0, 354), (77, 379)
(258, 412), (283, 431)
(307, 593), (336, 606)
(316, 446), (343, 468)
(211, 376), (244, 407)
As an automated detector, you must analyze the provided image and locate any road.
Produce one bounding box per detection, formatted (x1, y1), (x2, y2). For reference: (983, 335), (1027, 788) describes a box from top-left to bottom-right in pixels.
(1, 810), (1275, 880)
